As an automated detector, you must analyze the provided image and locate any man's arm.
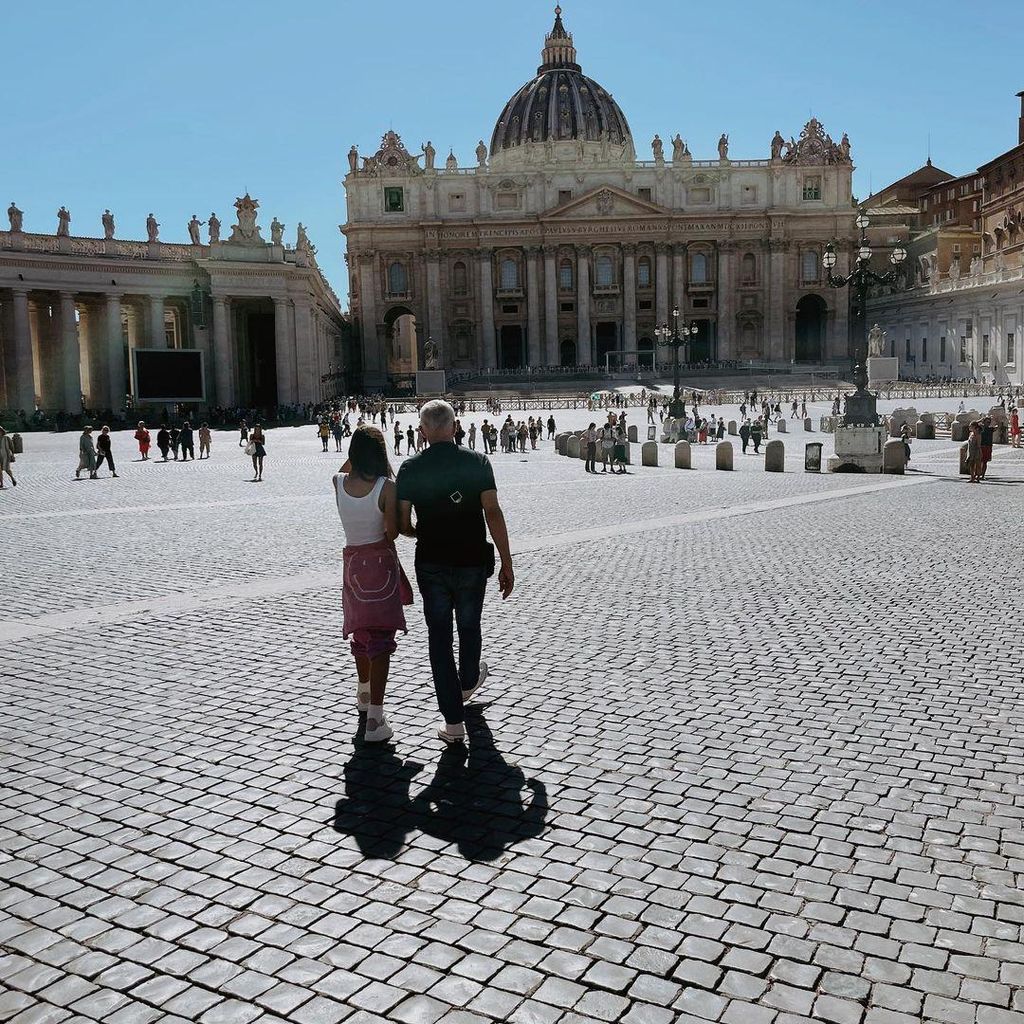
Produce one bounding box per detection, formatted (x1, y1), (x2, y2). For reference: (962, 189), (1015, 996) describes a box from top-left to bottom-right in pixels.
(481, 489), (514, 599)
(397, 499), (417, 538)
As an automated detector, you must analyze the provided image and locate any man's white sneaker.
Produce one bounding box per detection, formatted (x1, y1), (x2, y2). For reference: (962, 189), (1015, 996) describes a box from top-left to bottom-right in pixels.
(437, 722), (466, 745)
(364, 716), (394, 743)
(462, 662), (488, 703)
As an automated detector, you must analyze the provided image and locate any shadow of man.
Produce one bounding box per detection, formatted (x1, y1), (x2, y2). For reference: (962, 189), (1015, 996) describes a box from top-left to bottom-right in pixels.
(410, 708), (548, 862)
(331, 709), (547, 863)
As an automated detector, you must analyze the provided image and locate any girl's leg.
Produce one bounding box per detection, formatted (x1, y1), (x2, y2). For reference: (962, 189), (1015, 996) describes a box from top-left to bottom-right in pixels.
(368, 653), (390, 706)
(354, 653), (371, 712)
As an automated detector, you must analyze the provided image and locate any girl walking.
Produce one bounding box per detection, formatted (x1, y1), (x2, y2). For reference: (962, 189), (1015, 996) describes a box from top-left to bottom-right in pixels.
(249, 424), (266, 481)
(333, 425), (411, 743)
(94, 426), (118, 478)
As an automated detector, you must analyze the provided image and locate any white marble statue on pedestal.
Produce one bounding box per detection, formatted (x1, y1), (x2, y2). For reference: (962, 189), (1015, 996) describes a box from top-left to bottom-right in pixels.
(867, 324), (886, 358)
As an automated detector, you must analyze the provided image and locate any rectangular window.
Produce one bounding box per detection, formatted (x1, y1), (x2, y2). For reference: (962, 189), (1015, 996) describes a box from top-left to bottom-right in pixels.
(558, 189), (573, 205)
(905, 338), (912, 361)
(637, 187), (652, 202)
(383, 187), (404, 212)
(922, 337), (928, 362)
(692, 297), (709, 309)
(741, 185), (757, 204)
(982, 334), (990, 362)
(1007, 332), (1015, 364)
(960, 337), (968, 364)
(638, 300), (652, 310)
(952, 243), (961, 254)
(448, 193), (465, 212)
(940, 336), (946, 363)
(802, 177), (822, 201)
(558, 263), (573, 290)
(966, 322), (972, 337)
(501, 304), (519, 314)
(559, 301), (575, 313)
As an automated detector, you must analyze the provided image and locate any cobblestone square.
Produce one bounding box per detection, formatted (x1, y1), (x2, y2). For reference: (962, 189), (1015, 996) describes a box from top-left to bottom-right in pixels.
(3, 412), (1024, 1024)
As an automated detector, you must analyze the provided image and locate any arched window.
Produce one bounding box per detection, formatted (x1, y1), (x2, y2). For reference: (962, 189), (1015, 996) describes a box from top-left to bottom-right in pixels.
(637, 256), (652, 288)
(802, 251), (818, 283)
(452, 261), (468, 295)
(691, 252), (708, 283)
(559, 259), (573, 291)
(595, 253), (615, 287)
(500, 258), (519, 290)
(388, 261), (408, 294)
(741, 252), (756, 284)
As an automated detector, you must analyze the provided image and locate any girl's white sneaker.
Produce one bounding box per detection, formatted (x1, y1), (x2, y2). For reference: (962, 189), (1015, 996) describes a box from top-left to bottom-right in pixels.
(364, 716), (393, 743)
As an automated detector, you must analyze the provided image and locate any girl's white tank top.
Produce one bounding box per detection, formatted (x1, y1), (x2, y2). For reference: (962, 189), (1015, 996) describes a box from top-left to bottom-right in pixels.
(335, 475), (386, 545)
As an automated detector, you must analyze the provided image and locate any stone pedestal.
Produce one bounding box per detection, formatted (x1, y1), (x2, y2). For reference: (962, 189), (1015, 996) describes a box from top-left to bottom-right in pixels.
(866, 356), (899, 388)
(827, 424), (885, 473)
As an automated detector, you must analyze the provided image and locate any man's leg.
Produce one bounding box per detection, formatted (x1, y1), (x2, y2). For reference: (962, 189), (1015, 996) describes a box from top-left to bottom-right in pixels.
(416, 565), (463, 725)
(452, 567), (488, 694)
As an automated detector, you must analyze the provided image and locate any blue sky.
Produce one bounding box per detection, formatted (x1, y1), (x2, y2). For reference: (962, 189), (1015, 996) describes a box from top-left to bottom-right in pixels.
(6, 0), (1022, 301)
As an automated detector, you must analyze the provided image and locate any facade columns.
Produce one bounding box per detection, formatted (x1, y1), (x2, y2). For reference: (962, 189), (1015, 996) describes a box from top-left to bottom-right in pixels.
(768, 241), (787, 361)
(212, 296), (234, 407)
(273, 296), (296, 406)
(11, 288), (34, 411)
(357, 256), (381, 381)
(526, 246), (542, 366)
(59, 291), (82, 414)
(543, 245), (558, 365)
(576, 245), (591, 365)
(655, 244), (670, 326)
(105, 294), (125, 412)
(622, 244), (637, 353)
(426, 251), (445, 366)
(147, 294), (165, 349)
(80, 303), (109, 410)
(479, 253), (496, 368)
(293, 298), (314, 402)
(672, 244), (686, 315)
(717, 243), (734, 361)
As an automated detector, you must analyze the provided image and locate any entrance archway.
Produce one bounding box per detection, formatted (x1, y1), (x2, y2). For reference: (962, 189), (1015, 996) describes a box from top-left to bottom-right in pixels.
(637, 336), (654, 370)
(383, 306), (418, 372)
(499, 325), (523, 369)
(595, 322), (617, 366)
(244, 310), (277, 407)
(689, 320), (712, 363)
(795, 295), (827, 362)
(560, 339), (576, 366)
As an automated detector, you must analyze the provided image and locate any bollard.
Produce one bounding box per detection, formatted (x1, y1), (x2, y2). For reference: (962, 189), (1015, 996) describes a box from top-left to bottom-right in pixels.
(951, 422), (968, 443)
(715, 441), (733, 471)
(915, 420), (935, 440)
(776, 419), (787, 433)
(728, 420), (738, 436)
(555, 432), (568, 455)
(641, 441), (658, 467)
(883, 438), (906, 475)
(804, 442), (823, 473)
(627, 425), (638, 443)
(623, 442), (631, 466)
(674, 440), (691, 469)
(764, 439), (785, 472)
(11, 433), (23, 455)
(567, 436), (580, 459)
(803, 417), (813, 432)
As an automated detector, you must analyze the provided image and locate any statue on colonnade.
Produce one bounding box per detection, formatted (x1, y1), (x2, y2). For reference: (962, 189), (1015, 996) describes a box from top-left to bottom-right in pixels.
(208, 213), (220, 243)
(270, 217), (284, 245)
(57, 206), (71, 236)
(187, 214), (203, 245)
(8, 202), (23, 232)
(146, 213), (159, 242)
(102, 209), (115, 239)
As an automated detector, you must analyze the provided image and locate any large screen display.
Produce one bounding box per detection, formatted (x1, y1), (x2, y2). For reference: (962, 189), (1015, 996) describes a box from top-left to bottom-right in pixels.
(132, 349), (206, 402)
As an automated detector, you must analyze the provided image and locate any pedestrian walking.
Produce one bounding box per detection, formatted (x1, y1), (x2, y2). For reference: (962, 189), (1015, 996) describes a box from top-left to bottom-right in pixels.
(332, 417), (344, 452)
(169, 425), (181, 460)
(156, 424), (170, 461)
(967, 421), (983, 483)
(318, 419), (330, 452)
(134, 422), (151, 460)
(334, 425), (412, 744)
(396, 400), (514, 744)
(468, 422), (477, 450)
(612, 424), (627, 474)
(76, 426), (98, 479)
(739, 419), (751, 454)
(547, 414), (556, 439)
(980, 416), (994, 479)
(599, 422), (615, 472)
(0, 426), (16, 488)
(1010, 408), (1021, 448)
(248, 424), (266, 481)
(584, 422), (598, 473)
(179, 421), (195, 461)
(198, 423), (212, 459)
(406, 425), (415, 455)
(751, 418), (763, 454)
(238, 419), (249, 447)
(394, 422), (402, 455)
(94, 426), (118, 477)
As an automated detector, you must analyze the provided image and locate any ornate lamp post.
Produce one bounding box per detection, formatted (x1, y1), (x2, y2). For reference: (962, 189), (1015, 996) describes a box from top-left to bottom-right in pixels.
(655, 307), (698, 419)
(822, 210), (907, 424)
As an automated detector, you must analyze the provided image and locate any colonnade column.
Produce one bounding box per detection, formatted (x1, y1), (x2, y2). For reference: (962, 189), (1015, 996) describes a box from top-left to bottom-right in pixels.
(426, 250), (445, 366)
(672, 244), (686, 315)
(59, 292), (82, 414)
(655, 243), (670, 326)
(526, 246), (541, 367)
(622, 244), (637, 354)
(576, 245), (591, 365)
(273, 296), (296, 406)
(147, 294), (165, 349)
(212, 296), (234, 407)
(11, 288), (34, 412)
(717, 243), (734, 361)
(293, 299), (314, 402)
(768, 240), (787, 361)
(479, 253), (496, 369)
(105, 293), (125, 412)
(81, 303), (109, 410)
(543, 245), (558, 365)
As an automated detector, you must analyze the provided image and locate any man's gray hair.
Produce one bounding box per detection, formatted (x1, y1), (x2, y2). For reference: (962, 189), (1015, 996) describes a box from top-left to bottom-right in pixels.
(420, 399), (455, 432)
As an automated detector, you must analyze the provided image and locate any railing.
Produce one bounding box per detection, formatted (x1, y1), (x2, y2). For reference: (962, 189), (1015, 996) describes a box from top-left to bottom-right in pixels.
(930, 265), (1024, 293)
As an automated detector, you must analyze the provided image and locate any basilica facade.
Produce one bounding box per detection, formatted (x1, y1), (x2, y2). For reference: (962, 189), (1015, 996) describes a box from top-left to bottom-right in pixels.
(343, 7), (858, 388)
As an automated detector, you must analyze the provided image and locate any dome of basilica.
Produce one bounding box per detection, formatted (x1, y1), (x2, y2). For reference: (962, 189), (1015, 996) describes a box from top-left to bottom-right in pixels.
(489, 7), (634, 159)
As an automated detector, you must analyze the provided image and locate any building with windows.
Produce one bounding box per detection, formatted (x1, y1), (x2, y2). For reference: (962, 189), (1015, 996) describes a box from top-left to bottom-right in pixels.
(0, 194), (345, 415)
(342, 6), (857, 388)
(864, 93), (1024, 385)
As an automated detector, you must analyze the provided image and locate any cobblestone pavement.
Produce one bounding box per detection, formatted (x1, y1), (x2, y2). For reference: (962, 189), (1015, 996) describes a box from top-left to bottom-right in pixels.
(3, 421), (1023, 1024)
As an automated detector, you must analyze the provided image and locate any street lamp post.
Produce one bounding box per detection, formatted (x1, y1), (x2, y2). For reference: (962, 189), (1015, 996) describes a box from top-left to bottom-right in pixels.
(655, 307), (698, 420)
(822, 209), (907, 425)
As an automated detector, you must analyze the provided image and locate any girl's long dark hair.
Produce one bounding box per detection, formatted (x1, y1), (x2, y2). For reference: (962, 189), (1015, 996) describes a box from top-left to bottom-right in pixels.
(348, 425), (393, 479)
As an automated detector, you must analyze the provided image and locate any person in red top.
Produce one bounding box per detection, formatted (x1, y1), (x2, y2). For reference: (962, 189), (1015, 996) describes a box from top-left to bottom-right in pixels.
(1010, 408), (1021, 449)
(134, 421), (151, 460)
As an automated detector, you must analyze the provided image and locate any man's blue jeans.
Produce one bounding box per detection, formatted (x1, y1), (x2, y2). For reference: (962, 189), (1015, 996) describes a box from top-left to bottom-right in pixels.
(415, 563), (489, 725)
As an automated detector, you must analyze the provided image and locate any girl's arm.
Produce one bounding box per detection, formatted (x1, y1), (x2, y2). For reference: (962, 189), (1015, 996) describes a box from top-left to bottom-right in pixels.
(381, 479), (400, 543)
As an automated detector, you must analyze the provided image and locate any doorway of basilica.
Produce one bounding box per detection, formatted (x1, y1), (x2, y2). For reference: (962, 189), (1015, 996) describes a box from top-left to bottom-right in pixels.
(560, 339), (576, 366)
(795, 295), (826, 362)
(689, 320), (712, 363)
(595, 322), (617, 366)
(383, 307), (418, 373)
(500, 325), (524, 369)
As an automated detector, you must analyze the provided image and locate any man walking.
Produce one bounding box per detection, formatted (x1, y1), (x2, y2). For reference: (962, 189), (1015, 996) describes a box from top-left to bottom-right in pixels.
(397, 400), (514, 744)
